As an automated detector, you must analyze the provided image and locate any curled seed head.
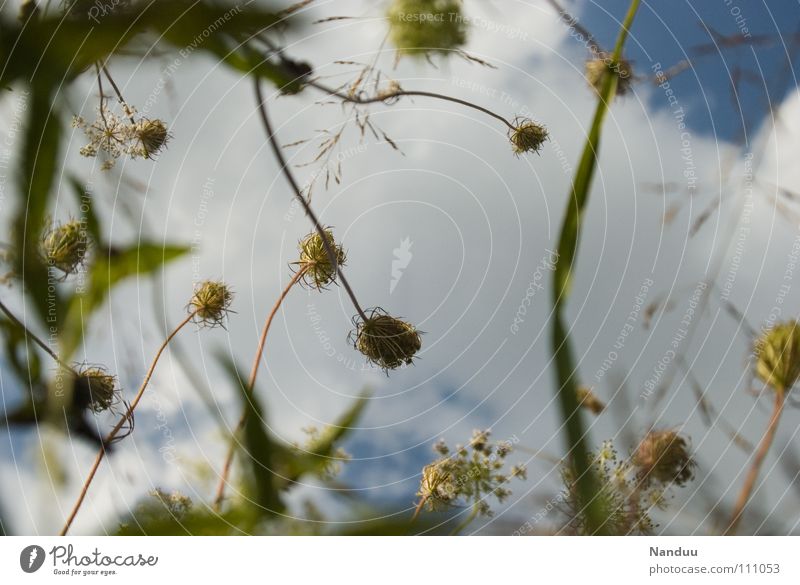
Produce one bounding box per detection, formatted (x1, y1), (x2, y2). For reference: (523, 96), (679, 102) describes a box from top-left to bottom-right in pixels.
(577, 386), (605, 415)
(74, 366), (119, 413)
(40, 219), (89, 276)
(754, 320), (800, 393)
(189, 280), (234, 327)
(387, 0), (468, 58)
(351, 308), (421, 371)
(509, 118), (548, 155)
(633, 430), (695, 487)
(586, 54), (634, 96)
(136, 119), (170, 158)
(295, 229), (347, 290)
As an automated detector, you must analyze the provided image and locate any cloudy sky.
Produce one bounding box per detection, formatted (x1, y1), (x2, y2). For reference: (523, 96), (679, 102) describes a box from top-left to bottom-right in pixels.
(2, 0), (800, 535)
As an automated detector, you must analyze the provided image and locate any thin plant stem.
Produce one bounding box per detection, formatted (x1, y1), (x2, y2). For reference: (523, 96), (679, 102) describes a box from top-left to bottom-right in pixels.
(0, 298), (74, 373)
(101, 64), (136, 125)
(212, 267), (307, 511)
(253, 78), (368, 322)
(309, 81), (518, 131)
(449, 503), (479, 536)
(724, 390), (787, 535)
(59, 311), (195, 536)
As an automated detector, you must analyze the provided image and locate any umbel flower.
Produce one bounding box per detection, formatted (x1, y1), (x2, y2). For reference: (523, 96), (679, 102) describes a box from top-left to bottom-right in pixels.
(753, 320), (800, 393)
(351, 308), (421, 371)
(416, 430), (525, 518)
(40, 219), (89, 276)
(632, 430), (696, 488)
(73, 103), (170, 170)
(509, 118), (548, 155)
(294, 229), (347, 290)
(74, 366), (119, 414)
(188, 280), (234, 327)
(586, 53), (634, 96)
(387, 0), (468, 58)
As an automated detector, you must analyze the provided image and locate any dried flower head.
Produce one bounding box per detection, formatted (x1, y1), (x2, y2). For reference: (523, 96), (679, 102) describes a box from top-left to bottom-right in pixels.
(586, 54), (634, 96)
(74, 366), (119, 413)
(577, 386), (605, 415)
(387, 0), (468, 58)
(294, 229), (346, 290)
(189, 280), (234, 327)
(135, 119), (170, 159)
(73, 102), (170, 169)
(351, 308), (421, 371)
(40, 219), (89, 276)
(416, 430), (525, 519)
(509, 118), (548, 155)
(753, 320), (800, 392)
(633, 430), (695, 487)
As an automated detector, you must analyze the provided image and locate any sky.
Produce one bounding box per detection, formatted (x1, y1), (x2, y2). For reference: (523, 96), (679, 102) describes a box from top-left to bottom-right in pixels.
(2, 0), (800, 535)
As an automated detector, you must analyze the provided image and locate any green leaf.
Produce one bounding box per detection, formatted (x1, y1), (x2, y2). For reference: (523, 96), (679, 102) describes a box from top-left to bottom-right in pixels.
(14, 88), (63, 326)
(216, 351), (284, 517)
(66, 175), (103, 247)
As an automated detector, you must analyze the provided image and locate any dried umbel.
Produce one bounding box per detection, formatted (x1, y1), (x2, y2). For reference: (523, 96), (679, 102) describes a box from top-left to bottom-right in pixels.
(509, 118), (548, 155)
(586, 54), (634, 96)
(189, 280), (234, 327)
(633, 430), (695, 487)
(295, 229), (347, 290)
(136, 119), (170, 159)
(387, 0), (468, 58)
(74, 366), (119, 413)
(40, 219), (89, 276)
(418, 460), (458, 512)
(351, 309), (421, 371)
(753, 321), (800, 392)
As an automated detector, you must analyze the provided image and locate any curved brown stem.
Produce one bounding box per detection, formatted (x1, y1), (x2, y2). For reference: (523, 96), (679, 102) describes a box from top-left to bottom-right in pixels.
(309, 81), (518, 131)
(254, 78), (368, 322)
(724, 390), (786, 535)
(59, 312), (195, 536)
(212, 267), (306, 511)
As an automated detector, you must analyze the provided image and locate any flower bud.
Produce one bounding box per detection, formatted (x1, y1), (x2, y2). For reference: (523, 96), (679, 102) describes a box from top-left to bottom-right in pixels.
(295, 229), (346, 290)
(351, 309), (421, 371)
(509, 118), (548, 155)
(633, 430), (695, 487)
(754, 320), (800, 393)
(387, 0), (468, 58)
(74, 366), (119, 413)
(136, 119), (170, 158)
(189, 280), (234, 327)
(40, 219), (89, 276)
(586, 54), (633, 96)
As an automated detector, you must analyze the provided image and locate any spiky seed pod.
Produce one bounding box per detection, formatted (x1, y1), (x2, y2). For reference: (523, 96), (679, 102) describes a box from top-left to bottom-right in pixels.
(509, 118), (549, 155)
(188, 280), (234, 327)
(387, 0), (468, 58)
(633, 430), (695, 487)
(74, 366), (119, 413)
(40, 220), (89, 275)
(753, 320), (800, 393)
(577, 386), (605, 415)
(418, 460), (458, 511)
(351, 309), (421, 371)
(586, 54), (634, 96)
(136, 119), (170, 158)
(295, 229), (347, 290)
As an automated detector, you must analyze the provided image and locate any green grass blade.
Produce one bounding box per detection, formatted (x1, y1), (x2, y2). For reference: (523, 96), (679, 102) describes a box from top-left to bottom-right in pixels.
(550, 0), (641, 535)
